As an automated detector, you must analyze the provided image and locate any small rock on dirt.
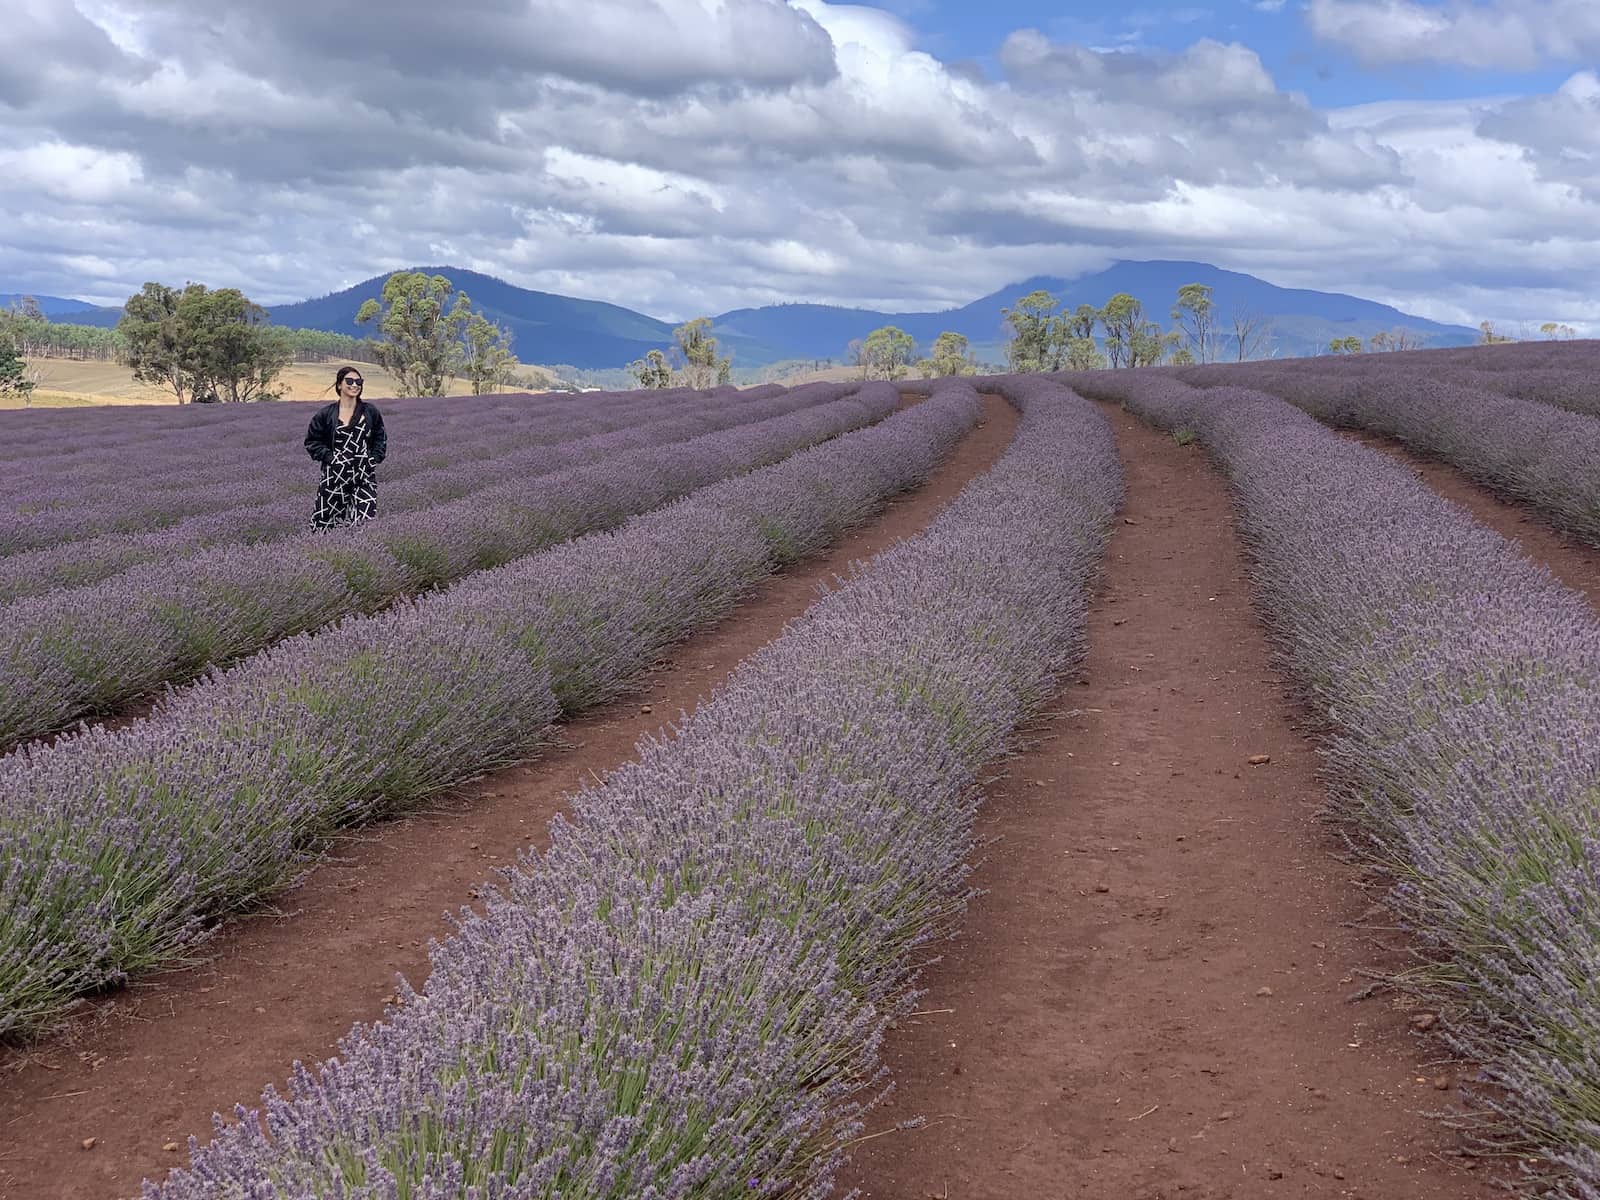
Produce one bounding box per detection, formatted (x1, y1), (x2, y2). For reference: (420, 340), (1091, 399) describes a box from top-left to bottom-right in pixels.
(1256, 986), (1274, 997)
(1410, 1012), (1438, 1031)
(1432, 1075), (1452, 1090)
(163, 1141), (180, 1152)
(1247, 754), (1271, 765)
(1094, 884), (1111, 893)
(81, 1138), (96, 1151)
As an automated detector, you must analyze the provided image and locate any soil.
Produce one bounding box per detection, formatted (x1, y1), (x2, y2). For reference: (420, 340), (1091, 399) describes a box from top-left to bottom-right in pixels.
(1345, 431), (1600, 606)
(4, 399), (1560, 1200)
(0, 397), (1019, 1200)
(838, 407), (1506, 1199)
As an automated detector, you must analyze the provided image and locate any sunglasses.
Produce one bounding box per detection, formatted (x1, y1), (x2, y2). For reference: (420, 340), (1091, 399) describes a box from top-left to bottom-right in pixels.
(343, 378), (364, 387)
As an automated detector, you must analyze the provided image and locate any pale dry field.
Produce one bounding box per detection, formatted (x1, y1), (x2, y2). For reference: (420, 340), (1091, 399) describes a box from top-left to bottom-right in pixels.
(7, 358), (554, 408)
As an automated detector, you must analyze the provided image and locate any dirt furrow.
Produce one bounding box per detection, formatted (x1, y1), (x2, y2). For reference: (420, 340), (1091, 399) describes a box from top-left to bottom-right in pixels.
(1345, 430), (1600, 608)
(0, 394), (1018, 1200)
(840, 406), (1500, 1199)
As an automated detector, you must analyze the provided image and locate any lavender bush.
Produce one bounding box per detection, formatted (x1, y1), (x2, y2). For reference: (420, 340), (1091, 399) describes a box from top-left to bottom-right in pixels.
(1094, 370), (1600, 1197)
(1169, 356), (1600, 548)
(0, 385), (877, 752)
(142, 377), (1121, 1199)
(0, 383), (975, 1039)
(0, 387), (804, 584)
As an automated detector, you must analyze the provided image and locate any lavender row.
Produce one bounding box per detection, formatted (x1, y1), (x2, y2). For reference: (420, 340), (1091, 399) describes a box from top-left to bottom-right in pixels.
(0, 389), (565, 489)
(0, 385), (873, 753)
(0, 381), (975, 1040)
(1, 386), (764, 505)
(0, 383), (791, 471)
(1097, 371), (1600, 1196)
(0, 388), (764, 556)
(0, 387), (826, 601)
(1177, 343), (1600, 422)
(0, 385), (734, 474)
(3, 383), (787, 479)
(1168, 361), (1600, 547)
(0, 394), (691, 576)
(143, 378), (1120, 1199)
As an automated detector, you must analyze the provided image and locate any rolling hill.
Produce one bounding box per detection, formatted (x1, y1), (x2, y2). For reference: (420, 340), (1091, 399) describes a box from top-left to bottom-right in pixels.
(709, 261), (1479, 364)
(7, 261), (1480, 368)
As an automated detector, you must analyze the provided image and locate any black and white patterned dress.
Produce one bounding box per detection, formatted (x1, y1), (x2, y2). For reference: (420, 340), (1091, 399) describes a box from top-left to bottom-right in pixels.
(312, 415), (379, 529)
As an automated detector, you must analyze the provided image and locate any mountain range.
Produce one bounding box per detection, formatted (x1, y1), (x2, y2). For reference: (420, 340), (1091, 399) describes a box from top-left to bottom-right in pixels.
(3, 260), (1480, 369)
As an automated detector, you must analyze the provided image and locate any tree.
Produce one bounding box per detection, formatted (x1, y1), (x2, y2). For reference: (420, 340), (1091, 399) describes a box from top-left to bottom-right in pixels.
(923, 330), (977, 377)
(356, 271), (472, 396)
(119, 282), (192, 401)
(1171, 283), (1217, 364)
(629, 348), (672, 389)
(1541, 321), (1577, 340)
(0, 344), (36, 404)
(859, 325), (916, 380)
(1327, 336), (1362, 355)
(1062, 336), (1108, 370)
(1229, 308), (1274, 361)
(1002, 290), (1062, 373)
(1098, 293), (1148, 369)
(672, 317), (731, 388)
(117, 281), (289, 403)
(176, 287), (292, 402)
(460, 312), (516, 395)
(1060, 304), (1106, 369)
(1478, 319), (1514, 345)
(1129, 319), (1177, 368)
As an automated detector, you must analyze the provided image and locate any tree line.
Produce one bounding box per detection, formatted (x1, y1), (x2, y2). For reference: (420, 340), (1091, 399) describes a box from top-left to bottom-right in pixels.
(826, 283), (1272, 381)
(2, 272), (1586, 407)
(0, 271), (521, 404)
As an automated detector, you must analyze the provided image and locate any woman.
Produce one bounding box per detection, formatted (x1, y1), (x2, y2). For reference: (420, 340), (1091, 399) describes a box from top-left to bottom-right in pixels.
(305, 366), (387, 529)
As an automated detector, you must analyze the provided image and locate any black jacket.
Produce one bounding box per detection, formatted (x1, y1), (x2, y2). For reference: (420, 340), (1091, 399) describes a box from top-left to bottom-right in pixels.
(304, 401), (387, 466)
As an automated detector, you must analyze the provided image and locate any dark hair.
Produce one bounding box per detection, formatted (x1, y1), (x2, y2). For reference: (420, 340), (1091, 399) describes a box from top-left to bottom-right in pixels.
(334, 365), (364, 393)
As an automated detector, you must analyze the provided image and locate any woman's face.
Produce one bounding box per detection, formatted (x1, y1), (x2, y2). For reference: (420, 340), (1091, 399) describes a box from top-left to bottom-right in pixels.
(341, 373), (364, 400)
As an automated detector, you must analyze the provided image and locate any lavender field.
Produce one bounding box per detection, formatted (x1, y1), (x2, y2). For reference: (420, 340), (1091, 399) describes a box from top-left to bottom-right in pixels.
(7, 349), (1600, 1199)
(0, 382), (882, 751)
(1065, 343), (1600, 1198)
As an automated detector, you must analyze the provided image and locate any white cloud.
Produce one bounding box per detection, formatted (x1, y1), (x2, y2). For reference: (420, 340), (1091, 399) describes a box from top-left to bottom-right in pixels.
(0, 0), (1594, 337)
(1306, 0), (1600, 70)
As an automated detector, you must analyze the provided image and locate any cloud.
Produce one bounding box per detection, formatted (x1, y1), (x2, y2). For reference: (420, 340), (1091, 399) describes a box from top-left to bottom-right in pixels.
(1305, 0), (1600, 70)
(0, 1), (1594, 339)
(1476, 70), (1600, 197)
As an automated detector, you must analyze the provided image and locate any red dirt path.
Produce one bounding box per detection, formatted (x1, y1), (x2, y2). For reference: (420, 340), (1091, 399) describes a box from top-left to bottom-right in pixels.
(1348, 430), (1600, 607)
(839, 407), (1502, 1199)
(0, 398), (1019, 1200)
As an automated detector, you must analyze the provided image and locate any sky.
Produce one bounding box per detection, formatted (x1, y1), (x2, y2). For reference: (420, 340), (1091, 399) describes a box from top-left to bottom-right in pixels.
(3, 0), (1598, 335)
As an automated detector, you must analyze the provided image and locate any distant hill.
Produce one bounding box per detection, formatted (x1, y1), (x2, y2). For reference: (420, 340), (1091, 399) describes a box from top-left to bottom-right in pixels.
(0, 293), (107, 319)
(267, 268), (704, 370)
(8, 261), (1481, 368)
(709, 260), (1480, 363)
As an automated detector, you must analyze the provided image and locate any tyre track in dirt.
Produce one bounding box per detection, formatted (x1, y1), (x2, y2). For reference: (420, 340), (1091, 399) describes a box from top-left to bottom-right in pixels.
(841, 405), (1502, 1199)
(0, 395), (1018, 1200)
(1344, 429), (1600, 609)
